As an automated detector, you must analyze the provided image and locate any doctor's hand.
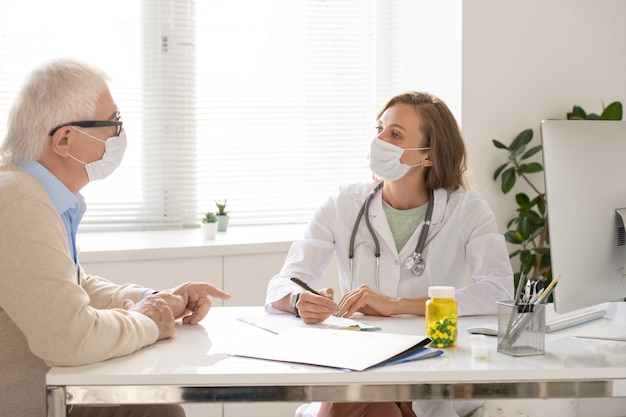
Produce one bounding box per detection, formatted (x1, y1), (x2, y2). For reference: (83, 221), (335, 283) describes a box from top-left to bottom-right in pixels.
(336, 285), (401, 318)
(160, 282), (232, 325)
(297, 289), (339, 324)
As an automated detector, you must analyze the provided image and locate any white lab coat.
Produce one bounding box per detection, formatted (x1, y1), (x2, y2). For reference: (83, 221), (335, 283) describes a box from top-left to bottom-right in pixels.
(266, 182), (513, 316)
(265, 182), (514, 417)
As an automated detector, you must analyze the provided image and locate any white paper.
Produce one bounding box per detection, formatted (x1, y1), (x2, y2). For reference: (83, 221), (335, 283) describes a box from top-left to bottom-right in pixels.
(230, 327), (432, 371)
(236, 313), (380, 335)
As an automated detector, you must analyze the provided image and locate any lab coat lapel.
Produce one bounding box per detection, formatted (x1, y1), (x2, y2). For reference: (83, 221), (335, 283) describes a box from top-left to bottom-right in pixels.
(366, 191), (400, 295)
(367, 190), (395, 255)
(430, 188), (448, 226)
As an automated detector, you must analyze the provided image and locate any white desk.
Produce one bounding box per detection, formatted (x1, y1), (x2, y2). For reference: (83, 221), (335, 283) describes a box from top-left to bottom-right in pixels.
(46, 304), (626, 417)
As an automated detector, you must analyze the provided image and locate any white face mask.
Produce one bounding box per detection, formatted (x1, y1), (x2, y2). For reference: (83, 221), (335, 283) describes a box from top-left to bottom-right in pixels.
(69, 129), (127, 182)
(369, 137), (430, 181)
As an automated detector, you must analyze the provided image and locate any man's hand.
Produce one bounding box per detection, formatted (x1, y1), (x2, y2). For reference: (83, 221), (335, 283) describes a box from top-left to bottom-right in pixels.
(162, 282), (232, 325)
(122, 293), (182, 340)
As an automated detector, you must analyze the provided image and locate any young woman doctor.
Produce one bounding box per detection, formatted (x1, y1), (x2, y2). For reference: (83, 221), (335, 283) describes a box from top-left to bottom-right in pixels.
(265, 91), (513, 417)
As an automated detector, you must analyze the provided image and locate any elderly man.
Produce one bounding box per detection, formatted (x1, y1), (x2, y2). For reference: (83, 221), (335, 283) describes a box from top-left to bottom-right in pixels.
(0, 58), (230, 416)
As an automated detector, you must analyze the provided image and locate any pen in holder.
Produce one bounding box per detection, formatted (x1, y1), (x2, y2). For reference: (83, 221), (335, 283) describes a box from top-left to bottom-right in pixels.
(497, 301), (546, 357)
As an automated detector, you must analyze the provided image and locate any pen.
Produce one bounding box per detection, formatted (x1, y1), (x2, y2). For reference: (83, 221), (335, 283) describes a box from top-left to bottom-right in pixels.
(529, 288), (544, 305)
(533, 275), (559, 305)
(514, 269), (528, 305)
(290, 277), (339, 312)
(290, 277), (322, 296)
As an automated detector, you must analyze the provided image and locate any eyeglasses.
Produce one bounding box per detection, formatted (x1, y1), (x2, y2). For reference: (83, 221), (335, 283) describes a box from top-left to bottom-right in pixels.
(48, 112), (123, 137)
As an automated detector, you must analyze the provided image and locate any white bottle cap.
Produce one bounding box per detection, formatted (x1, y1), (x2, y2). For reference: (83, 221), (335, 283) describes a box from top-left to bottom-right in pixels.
(428, 285), (455, 299)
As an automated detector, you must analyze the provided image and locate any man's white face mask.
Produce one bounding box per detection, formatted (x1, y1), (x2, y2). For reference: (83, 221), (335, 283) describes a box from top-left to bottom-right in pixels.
(368, 137), (429, 181)
(69, 129), (127, 182)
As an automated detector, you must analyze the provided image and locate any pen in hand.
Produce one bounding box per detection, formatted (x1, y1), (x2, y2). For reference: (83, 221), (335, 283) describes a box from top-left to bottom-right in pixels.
(290, 277), (339, 312)
(290, 277), (323, 296)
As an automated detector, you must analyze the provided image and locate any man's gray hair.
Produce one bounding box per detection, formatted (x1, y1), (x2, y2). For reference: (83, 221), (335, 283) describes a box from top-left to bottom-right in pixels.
(0, 58), (110, 164)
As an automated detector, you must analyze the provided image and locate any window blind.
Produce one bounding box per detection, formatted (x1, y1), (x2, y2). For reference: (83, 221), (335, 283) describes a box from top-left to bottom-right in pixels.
(0, 0), (402, 231)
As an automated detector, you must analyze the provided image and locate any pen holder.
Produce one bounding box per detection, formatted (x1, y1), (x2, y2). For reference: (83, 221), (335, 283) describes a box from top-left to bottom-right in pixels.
(497, 301), (545, 357)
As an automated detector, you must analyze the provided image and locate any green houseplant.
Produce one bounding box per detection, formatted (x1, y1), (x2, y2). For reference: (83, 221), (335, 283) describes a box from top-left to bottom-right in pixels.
(201, 211), (218, 240)
(215, 199), (229, 232)
(492, 101), (623, 291)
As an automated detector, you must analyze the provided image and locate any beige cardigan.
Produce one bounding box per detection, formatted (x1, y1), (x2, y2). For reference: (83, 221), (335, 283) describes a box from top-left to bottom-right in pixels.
(0, 163), (159, 416)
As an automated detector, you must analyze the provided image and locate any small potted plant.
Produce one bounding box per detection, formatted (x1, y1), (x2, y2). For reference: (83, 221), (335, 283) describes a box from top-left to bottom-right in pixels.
(201, 211), (218, 240)
(215, 199), (229, 232)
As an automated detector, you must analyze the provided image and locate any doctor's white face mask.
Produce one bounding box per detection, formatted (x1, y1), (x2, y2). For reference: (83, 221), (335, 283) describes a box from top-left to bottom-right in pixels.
(369, 137), (430, 181)
(69, 129), (127, 182)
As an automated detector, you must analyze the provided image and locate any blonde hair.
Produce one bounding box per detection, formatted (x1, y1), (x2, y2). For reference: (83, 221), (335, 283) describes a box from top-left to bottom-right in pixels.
(0, 58), (110, 164)
(377, 91), (468, 190)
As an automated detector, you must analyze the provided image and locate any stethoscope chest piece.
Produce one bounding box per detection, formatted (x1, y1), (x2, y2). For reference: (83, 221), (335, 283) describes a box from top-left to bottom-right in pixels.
(405, 253), (425, 276)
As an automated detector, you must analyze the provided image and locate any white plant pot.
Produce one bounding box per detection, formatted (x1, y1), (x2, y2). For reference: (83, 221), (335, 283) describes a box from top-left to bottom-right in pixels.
(201, 222), (218, 240)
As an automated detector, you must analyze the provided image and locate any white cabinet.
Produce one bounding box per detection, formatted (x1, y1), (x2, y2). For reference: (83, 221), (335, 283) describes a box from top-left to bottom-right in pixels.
(223, 252), (288, 306)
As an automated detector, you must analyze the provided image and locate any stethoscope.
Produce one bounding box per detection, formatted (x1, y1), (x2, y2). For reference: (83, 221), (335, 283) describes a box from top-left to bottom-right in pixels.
(348, 181), (434, 290)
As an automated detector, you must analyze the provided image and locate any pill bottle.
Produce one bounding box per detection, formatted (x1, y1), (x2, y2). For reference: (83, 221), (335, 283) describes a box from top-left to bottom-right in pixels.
(425, 285), (458, 348)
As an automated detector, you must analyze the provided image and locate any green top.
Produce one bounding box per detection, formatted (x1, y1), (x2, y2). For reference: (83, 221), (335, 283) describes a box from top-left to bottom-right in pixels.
(382, 199), (428, 252)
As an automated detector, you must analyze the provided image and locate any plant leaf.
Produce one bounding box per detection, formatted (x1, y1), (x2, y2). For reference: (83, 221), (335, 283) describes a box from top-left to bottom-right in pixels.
(521, 145), (542, 160)
(501, 167), (516, 193)
(536, 196), (546, 214)
(510, 129), (533, 151)
(493, 162), (509, 180)
(518, 216), (530, 239)
(511, 144), (527, 160)
(600, 101), (623, 120)
(527, 225), (545, 241)
(519, 249), (533, 266)
(520, 162), (543, 174)
(515, 192), (530, 207)
(492, 139), (509, 149)
(505, 230), (524, 244)
(567, 105), (587, 120)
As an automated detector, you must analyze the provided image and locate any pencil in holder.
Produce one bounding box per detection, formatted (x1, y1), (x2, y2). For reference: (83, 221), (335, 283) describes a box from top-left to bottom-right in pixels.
(497, 301), (546, 357)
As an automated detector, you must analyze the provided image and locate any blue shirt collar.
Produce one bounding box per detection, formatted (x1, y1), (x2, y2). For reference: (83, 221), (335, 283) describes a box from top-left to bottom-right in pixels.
(20, 161), (84, 215)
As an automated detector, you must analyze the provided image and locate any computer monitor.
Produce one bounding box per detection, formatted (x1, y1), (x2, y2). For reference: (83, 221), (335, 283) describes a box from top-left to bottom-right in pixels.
(541, 120), (626, 316)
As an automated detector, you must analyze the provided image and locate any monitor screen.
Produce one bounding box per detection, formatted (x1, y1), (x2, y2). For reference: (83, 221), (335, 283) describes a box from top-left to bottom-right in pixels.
(541, 120), (626, 314)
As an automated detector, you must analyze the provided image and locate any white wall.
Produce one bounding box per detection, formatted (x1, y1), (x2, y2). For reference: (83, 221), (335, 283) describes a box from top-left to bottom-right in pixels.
(462, 0), (626, 232)
(400, 0), (626, 234)
(393, 0), (463, 119)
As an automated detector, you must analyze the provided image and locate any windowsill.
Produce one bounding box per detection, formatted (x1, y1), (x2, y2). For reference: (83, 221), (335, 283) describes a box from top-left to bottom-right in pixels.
(77, 224), (306, 262)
